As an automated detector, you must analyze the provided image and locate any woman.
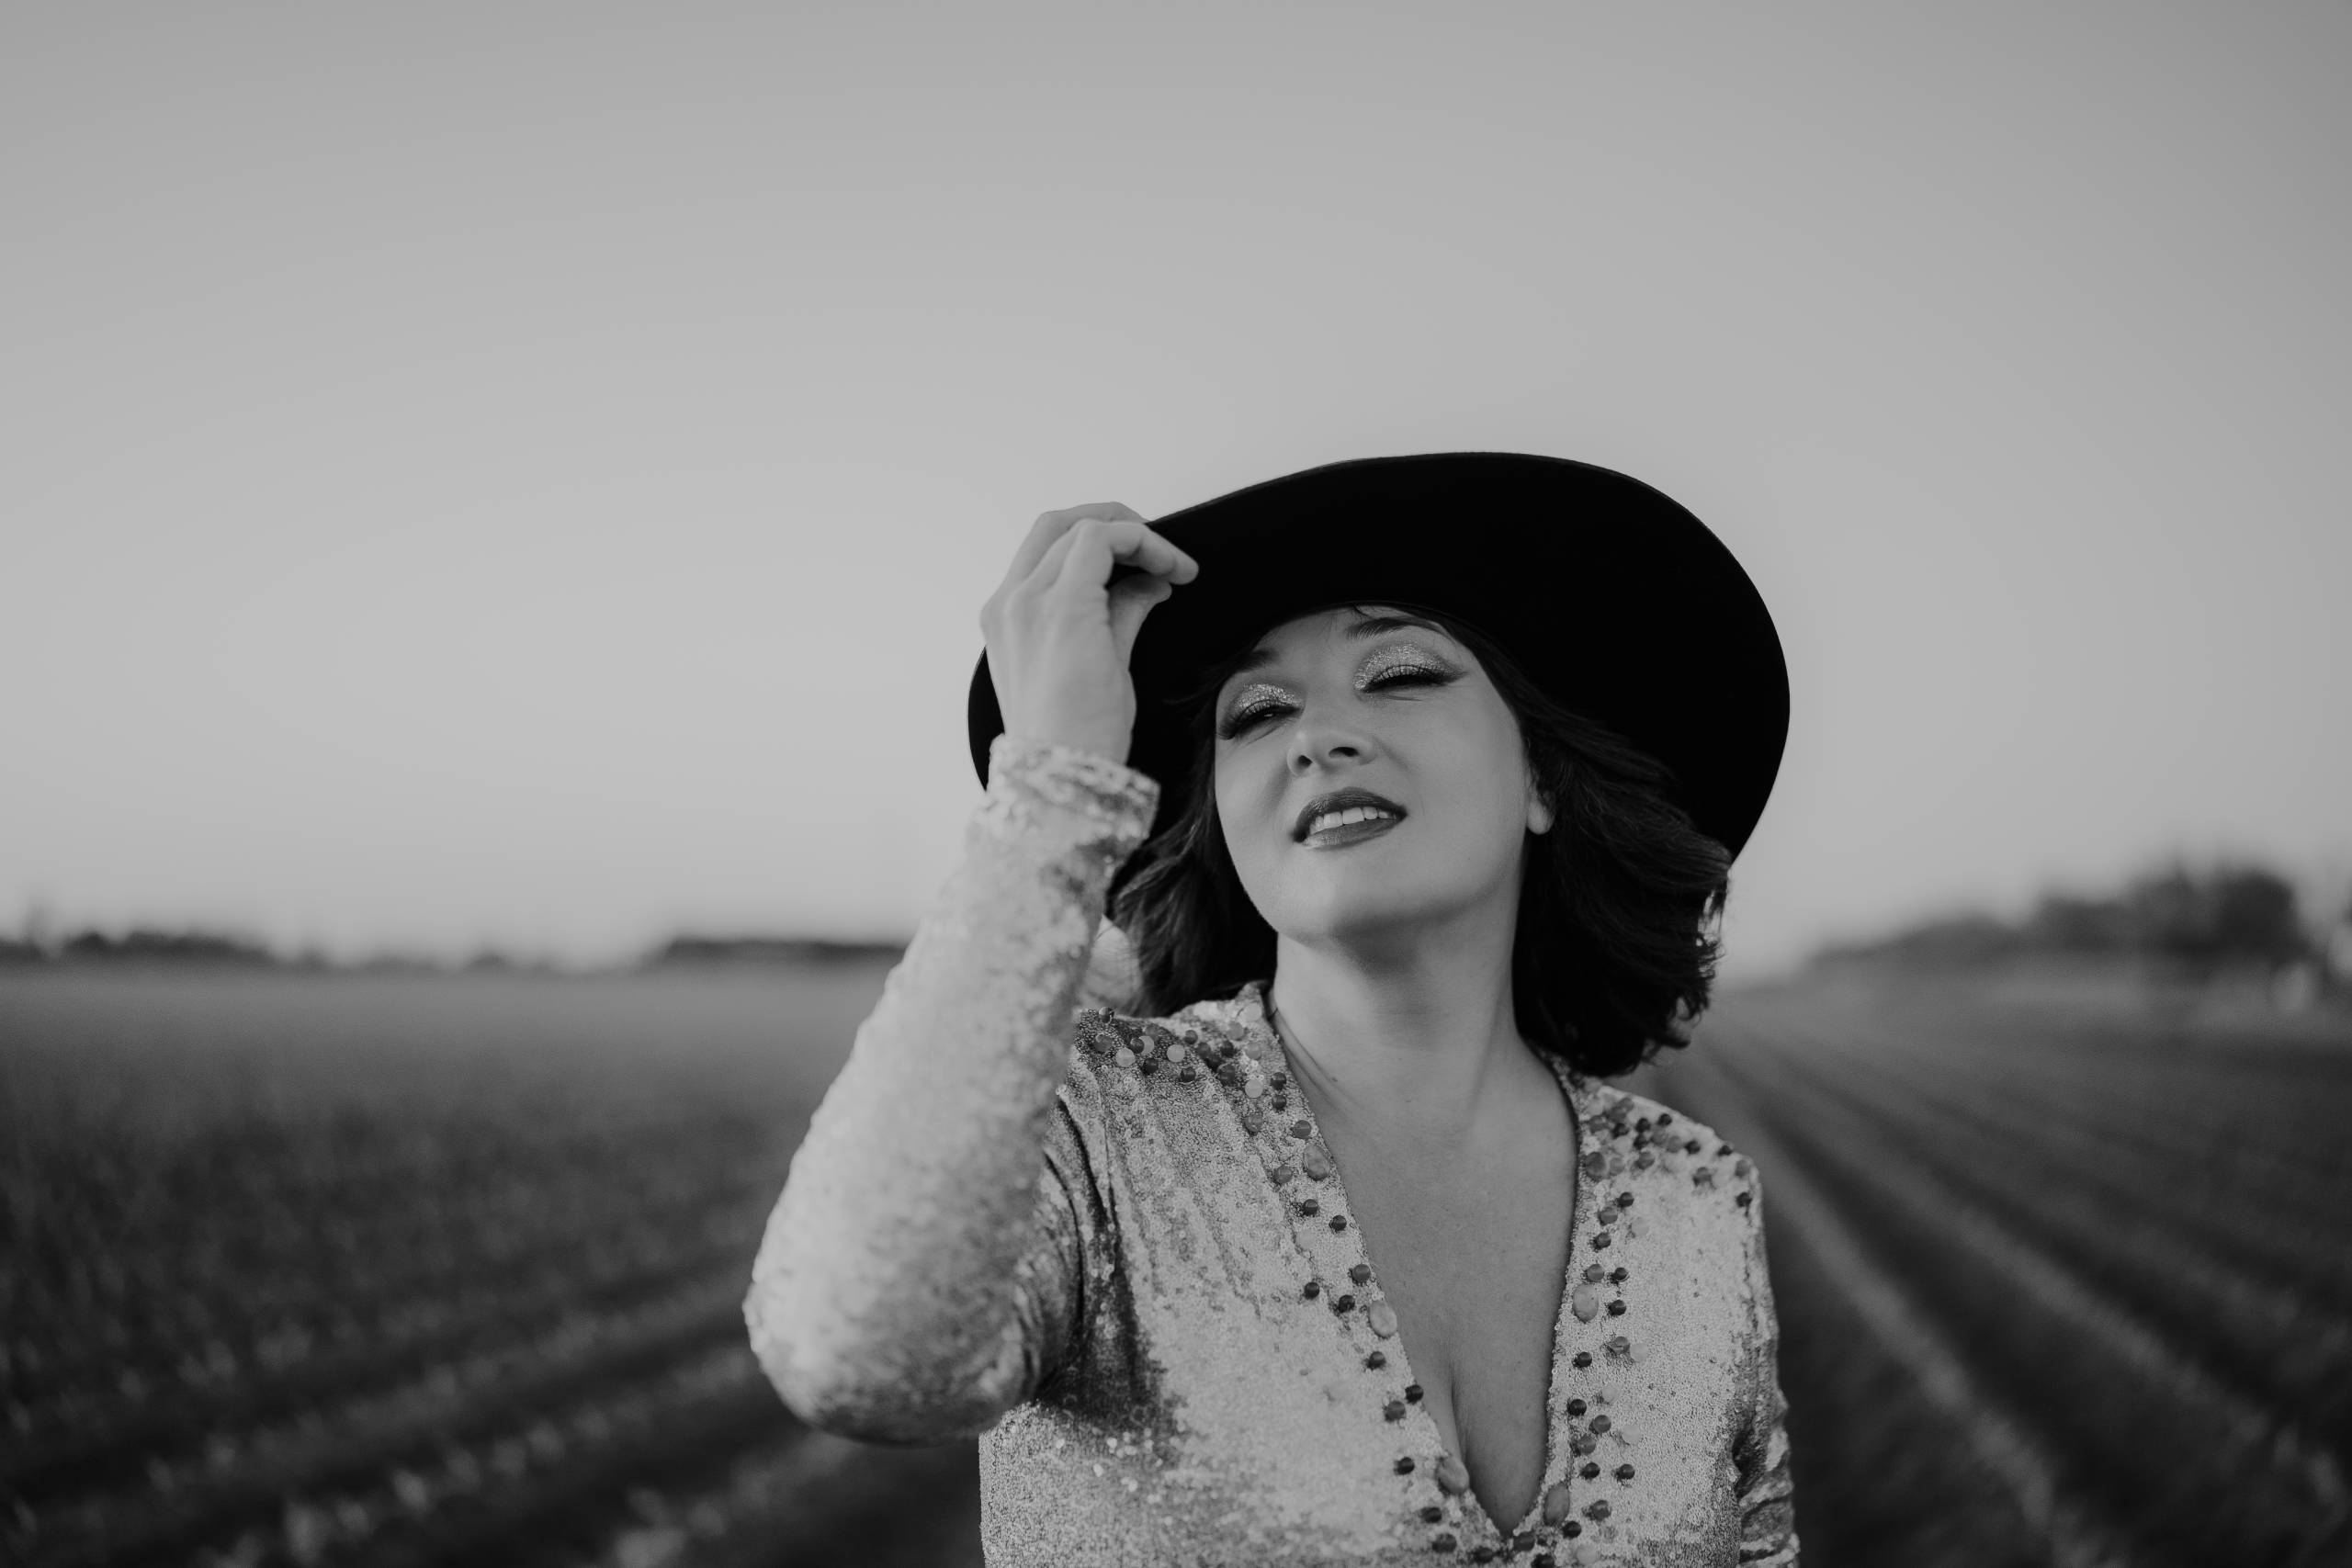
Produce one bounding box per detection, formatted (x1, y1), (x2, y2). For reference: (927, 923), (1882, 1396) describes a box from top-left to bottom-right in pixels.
(745, 454), (1799, 1566)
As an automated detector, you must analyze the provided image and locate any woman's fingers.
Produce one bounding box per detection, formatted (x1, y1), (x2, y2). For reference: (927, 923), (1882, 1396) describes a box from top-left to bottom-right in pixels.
(1001, 502), (1148, 590)
(978, 501), (1197, 764)
(1046, 515), (1199, 594)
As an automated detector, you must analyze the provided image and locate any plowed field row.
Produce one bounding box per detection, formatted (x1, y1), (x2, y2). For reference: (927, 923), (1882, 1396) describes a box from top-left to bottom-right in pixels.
(6, 1190), (780, 1500)
(1638, 978), (2352, 1568)
(1718, 1023), (2352, 1438)
(1, 966), (932, 1568)
(1793, 1033), (2352, 1305)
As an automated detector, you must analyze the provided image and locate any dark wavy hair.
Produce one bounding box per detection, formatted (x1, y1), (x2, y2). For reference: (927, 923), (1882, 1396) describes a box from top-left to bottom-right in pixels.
(1106, 605), (1732, 1077)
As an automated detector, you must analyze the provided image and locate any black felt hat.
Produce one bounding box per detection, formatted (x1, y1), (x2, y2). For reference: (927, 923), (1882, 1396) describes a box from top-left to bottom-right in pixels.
(966, 452), (1790, 861)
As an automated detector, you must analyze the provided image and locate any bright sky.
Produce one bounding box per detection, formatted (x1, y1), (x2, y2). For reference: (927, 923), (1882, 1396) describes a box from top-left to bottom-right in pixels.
(6, 3), (2346, 976)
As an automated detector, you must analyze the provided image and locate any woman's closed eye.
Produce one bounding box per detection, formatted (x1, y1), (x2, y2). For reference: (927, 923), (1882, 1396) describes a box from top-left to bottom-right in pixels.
(1217, 667), (1457, 739)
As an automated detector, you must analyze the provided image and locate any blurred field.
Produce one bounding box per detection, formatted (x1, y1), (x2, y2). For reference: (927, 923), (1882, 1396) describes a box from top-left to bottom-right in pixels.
(5, 966), (2348, 1567)
(0, 964), (980, 1568)
(1629, 972), (2352, 1567)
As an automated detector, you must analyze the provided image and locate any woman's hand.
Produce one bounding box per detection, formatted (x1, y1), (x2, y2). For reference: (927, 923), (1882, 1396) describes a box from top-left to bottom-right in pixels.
(980, 502), (1200, 767)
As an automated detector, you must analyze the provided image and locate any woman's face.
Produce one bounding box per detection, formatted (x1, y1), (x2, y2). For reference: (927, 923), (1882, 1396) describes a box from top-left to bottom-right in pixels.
(1210, 604), (1553, 948)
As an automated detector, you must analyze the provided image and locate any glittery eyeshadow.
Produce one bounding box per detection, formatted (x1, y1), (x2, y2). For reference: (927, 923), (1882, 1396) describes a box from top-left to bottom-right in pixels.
(1354, 642), (1453, 687)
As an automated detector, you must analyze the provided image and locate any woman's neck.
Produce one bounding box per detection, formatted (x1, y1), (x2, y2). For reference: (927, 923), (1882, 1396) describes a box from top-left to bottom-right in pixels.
(1264, 904), (1540, 1155)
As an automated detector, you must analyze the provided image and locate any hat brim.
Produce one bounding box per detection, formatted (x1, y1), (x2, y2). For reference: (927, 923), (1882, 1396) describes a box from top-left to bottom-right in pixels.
(966, 452), (1789, 861)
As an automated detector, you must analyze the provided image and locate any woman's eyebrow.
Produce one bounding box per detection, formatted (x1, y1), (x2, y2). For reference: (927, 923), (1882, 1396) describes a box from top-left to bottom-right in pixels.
(1222, 615), (1450, 682)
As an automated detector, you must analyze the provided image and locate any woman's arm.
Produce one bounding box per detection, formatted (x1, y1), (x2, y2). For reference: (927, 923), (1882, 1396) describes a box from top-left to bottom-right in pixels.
(741, 733), (1159, 1444)
(1734, 1168), (1802, 1564)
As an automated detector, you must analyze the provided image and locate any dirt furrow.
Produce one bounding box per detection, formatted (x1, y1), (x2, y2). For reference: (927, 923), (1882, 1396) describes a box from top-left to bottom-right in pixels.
(1712, 1044), (2351, 1562)
(20, 1267), (763, 1567)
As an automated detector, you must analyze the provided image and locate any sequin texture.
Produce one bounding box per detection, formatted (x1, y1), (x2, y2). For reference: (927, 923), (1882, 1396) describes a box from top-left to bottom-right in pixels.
(745, 737), (1799, 1565)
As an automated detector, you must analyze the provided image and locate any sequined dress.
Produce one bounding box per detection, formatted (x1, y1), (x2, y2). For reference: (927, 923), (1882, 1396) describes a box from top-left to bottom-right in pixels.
(744, 736), (1800, 1566)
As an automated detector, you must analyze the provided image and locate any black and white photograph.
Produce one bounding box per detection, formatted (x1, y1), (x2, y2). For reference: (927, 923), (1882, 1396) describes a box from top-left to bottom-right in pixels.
(4, 6), (2347, 1566)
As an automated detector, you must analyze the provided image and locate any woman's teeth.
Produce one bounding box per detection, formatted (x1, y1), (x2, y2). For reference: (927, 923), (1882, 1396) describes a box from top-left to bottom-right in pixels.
(1308, 806), (1397, 836)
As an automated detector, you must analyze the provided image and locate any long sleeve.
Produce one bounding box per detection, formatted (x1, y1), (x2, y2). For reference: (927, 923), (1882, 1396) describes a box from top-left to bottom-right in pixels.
(742, 733), (1159, 1444)
(1733, 1167), (1801, 1564)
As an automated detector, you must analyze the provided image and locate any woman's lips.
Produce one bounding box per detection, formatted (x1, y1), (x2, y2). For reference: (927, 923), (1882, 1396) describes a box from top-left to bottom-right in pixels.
(1300, 815), (1403, 850)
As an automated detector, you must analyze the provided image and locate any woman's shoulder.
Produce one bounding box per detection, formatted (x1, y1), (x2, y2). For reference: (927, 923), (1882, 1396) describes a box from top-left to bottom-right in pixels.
(1059, 990), (1251, 1068)
(1061, 922), (1257, 1055)
(1568, 1077), (1762, 1208)
(1578, 1078), (1728, 1148)
(1050, 979), (1272, 1137)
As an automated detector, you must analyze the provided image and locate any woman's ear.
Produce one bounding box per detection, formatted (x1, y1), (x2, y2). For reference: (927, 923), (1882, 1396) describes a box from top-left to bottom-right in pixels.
(1528, 787), (1555, 837)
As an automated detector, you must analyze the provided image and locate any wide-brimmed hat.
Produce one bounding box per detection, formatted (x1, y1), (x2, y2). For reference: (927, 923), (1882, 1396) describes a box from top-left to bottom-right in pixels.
(965, 452), (1789, 860)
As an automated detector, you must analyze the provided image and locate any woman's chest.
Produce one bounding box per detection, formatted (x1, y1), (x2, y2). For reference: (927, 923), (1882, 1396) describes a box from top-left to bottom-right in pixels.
(1335, 1143), (1579, 1526)
(1348, 1174), (1576, 1382)
(1029, 1053), (1769, 1561)
(1024, 1132), (1758, 1563)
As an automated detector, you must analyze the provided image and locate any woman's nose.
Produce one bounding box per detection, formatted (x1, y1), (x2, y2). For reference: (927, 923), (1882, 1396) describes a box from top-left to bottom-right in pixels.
(1288, 713), (1369, 773)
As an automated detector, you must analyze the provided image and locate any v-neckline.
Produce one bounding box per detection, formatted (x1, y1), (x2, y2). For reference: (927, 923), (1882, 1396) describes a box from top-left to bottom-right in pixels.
(1231, 980), (1595, 1542)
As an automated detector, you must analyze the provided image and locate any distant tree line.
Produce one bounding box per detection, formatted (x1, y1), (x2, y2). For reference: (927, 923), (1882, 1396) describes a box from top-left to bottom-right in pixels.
(638, 935), (905, 968)
(0, 926), (907, 972)
(1815, 861), (2336, 976)
(0, 927), (281, 967)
